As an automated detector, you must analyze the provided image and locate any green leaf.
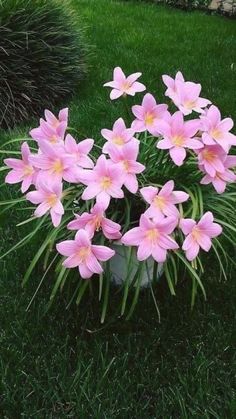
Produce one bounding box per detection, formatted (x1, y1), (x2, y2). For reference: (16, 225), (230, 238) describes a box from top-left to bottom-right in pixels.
(23, 228), (59, 286)
(76, 279), (89, 306)
(164, 261), (176, 296)
(175, 251), (206, 300)
(0, 216), (46, 260)
(101, 261), (111, 324)
(50, 265), (69, 301)
(126, 262), (145, 321)
(0, 197), (26, 206)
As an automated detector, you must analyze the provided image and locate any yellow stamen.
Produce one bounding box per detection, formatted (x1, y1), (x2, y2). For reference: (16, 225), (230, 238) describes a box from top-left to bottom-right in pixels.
(210, 129), (222, 140)
(113, 136), (125, 146)
(77, 246), (91, 262)
(23, 165), (34, 176)
(46, 193), (58, 207)
(172, 135), (185, 146)
(91, 215), (102, 231)
(50, 134), (58, 144)
(144, 112), (154, 126)
(191, 226), (201, 240)
(122, 81), (131, 90)
(146, 228), (159, 243)
(153, 195), (166, 210)
(123, 160), (130, 172)
(184, 100), (197, 109)
(100, 176), (112, 190)
(202, 149), (216, 162)
(52, 159), (64, 174)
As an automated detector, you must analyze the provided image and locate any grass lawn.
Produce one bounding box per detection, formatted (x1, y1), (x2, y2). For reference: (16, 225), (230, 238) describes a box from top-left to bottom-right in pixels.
(0, 0), (236, 417)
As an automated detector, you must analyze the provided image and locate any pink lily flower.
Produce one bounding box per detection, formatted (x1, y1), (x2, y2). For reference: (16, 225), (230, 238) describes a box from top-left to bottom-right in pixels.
(44, 108), (68, 129)
(107, 141), (145, 193)
(121, 214), (179, 262)
(103, 67), (146, 100)
(56, 229), (115, 279)
(162, 71), (185, 102)
(200, 105), (236, 152)
(200, 155), (236, 194)
(67, 202), (122, 240)
(101, 118), (136, 153)
(80, 154), (124, 209)
(196, 144), (226, 177)
(174, 81), (210, 115)
(26, 180), (64, 227)
(163, 72), (210, 115)
(64, 134), (94, 168)
(4, 142), (37, 193)
(156, 111), (203, 166)
(30, 118), (67, 144)
(140, 180), (189, 219)
(30, 140), (82, 183)
(180, 212), (222, 261)
(131, 93), (169, 136)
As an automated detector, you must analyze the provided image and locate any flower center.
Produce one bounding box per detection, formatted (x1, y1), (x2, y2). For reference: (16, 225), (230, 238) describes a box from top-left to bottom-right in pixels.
(52, 159), (64, 174)
(23, 164), (34, 176)
(172, 135), (185, 146)
(77, 246), (91, 262)
(91, 215), (102, 231)
(122, 160), (130, 172)
(50, 134), (58, 144)
(113, 136), (125, 146)
(184, 100), (196, 110)
(100, 176), (112, 190)
(202, 149), (216, 162)
(153, 195), (166, 210)
(191, 226), (201, 240)
(210, 129), (222, 140)
(122, 81), (131, 91)
(144, 112), (155, 126)
(146, 228), (160, 243)
(46, 193), (58, 207)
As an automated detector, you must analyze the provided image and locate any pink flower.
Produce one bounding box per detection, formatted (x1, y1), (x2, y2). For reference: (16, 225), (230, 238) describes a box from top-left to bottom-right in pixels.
(56, 229), (115, 279)
(103, 67), (146, 100)
(180, 212), (222, 261)
(64, 134), (94, 168)
(101, 118), (136, 153)
(26, 180), (64, 227)
(30, 108), (68, 144)
(162, 71), (185, 102)
(200, 105), (236, 152)
(200, 155), (236, 193)
(174, 81), (210, 115)
(44, 108), (68, 129)
(131, 93), (169, 136)
(140, 180), (189, 219)
(196, 144), (226, 177)
(67, 202), (122, 240)
(80, 155), (124, 209)
(4, 142), (37, 192)
(107, 141), (145, 193)
(121, 214), (179, 262)
(30, 140), (82, 183)
(163, 72), (210, 115)
(156, 111), (203, 166)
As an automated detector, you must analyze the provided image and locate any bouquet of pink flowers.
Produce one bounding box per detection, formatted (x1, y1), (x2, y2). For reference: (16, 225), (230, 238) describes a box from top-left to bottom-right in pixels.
(2, 67), (236, 321)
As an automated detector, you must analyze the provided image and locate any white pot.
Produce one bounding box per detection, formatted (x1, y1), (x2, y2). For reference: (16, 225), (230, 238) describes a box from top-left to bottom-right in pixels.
(110, 243), (163, 288)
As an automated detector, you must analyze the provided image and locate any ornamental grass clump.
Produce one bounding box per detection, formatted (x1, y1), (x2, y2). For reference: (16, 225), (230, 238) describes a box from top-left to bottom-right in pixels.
(0, 0), (87, 129)
(1, 67), (236, 321)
